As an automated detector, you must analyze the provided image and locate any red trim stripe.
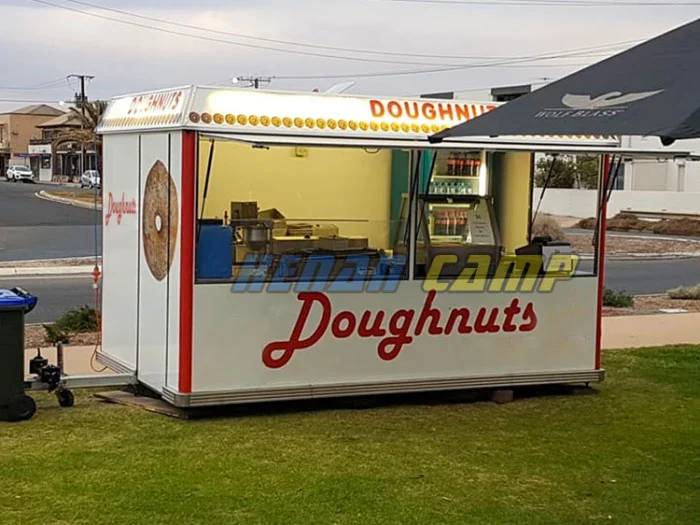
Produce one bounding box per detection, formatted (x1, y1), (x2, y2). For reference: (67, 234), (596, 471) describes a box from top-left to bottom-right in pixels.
(179, 130), (196, 393)
(595, 155), (610, 370)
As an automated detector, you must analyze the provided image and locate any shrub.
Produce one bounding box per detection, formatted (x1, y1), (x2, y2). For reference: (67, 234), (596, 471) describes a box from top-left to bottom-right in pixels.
(667, 283), (700, 300)
(576, 217), (597, 229)
(532, 215), (569, 242)
(650, 218), (700, 237)
(576, 213), (700, 237)
(603, 288), (635, 308)
(43, 305), (98, 345)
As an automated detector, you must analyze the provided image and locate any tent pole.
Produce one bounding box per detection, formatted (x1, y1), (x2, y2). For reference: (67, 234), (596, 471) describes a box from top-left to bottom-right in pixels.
(415, 150), (438, 243)
(196, 139), (216, 243)
(595, 155), (611, 370)
(531, 154), (558, 233)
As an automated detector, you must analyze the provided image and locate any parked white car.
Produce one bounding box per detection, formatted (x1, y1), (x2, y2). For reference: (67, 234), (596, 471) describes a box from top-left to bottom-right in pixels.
(6, 165), (35, 182)
(80, 170), (101, 189)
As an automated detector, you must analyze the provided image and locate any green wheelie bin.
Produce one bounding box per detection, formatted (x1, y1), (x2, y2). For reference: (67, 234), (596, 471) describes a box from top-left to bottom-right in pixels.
(0, 288), (38, 422)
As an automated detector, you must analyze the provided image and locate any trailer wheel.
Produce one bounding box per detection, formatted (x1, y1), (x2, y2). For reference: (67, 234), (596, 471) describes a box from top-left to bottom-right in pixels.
(7, 395), (37, 421)
(57, 389), (75, 408)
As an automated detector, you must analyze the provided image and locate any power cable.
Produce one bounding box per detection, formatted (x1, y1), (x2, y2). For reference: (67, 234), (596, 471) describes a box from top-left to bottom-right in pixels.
(27, 0), (638, 68)
(0, 98), (66, 103)
(23, 0), (487, 66)
(0, 78), (67, 90)
(374, 0), (700, 5)
(57, 0), (638, 61)
(272, 61), (594, 80)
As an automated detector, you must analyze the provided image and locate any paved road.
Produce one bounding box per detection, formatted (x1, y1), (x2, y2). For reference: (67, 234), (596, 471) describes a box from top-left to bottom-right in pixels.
(1, 274), (97, 324)
(0, 180), (102, 261)
(5, 257), (698, 323)
(579, 257), (700, 295)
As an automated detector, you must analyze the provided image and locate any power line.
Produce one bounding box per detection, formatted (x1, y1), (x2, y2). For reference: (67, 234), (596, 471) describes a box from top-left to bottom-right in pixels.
(27, 0), (637, 67)
(0, 98), (65, 103)
(24, 0), (478, 66)
(374, 0), (700, 5)
(57, 0), (636, 61)
(209, 61), (594, 85)
(0, 78), (68, 90)
(273, 63), (591, 80)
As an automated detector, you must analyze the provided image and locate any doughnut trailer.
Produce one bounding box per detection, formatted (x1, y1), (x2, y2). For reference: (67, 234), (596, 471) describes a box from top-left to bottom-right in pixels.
(95, 85), (682, 408)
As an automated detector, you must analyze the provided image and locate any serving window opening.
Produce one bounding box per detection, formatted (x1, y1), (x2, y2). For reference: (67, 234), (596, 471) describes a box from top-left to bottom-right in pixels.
(193, 137), (596, 287)
(194, 138), (410, 286)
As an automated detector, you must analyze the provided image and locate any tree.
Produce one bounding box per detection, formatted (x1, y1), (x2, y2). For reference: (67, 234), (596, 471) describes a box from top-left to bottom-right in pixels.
(575, 155), (600, 189)
(52, 101), (107, 179)
(535, 154), (600, 189)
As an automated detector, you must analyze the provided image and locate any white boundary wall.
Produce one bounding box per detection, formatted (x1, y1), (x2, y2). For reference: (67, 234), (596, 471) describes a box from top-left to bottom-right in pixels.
(533, 188), (700, 218)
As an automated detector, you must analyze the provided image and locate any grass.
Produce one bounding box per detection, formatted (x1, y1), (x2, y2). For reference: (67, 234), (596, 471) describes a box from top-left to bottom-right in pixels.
(2, 346), (700, 524)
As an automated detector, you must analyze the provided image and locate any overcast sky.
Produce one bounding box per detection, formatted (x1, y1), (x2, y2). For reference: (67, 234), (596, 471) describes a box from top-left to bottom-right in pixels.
(1, 0), (699, 112)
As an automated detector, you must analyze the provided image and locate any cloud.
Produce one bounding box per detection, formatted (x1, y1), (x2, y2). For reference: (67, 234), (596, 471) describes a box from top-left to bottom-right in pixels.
(1, 0), (698, 113)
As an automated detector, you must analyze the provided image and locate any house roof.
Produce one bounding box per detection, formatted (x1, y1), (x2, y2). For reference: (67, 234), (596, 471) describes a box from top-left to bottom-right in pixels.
(1, 104), (65, 117)
(36, 112), (82, 128)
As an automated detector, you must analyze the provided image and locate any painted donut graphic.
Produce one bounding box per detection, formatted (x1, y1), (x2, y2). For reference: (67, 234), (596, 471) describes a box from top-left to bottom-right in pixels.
(142, 160), (178, 281)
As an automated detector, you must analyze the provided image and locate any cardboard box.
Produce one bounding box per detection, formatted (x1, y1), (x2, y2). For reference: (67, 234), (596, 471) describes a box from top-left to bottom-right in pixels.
(312, 224), (339, 237)
(286, 223), (314, 237)
(286, 223), (340, 238)
(318, 236), (351, 251)
(271, 236), (318, 254)
(260, 208), (287, 237)
(347, 237), (369, 250)
(230, 201), (258, 223)
(259, 208), (285, 220)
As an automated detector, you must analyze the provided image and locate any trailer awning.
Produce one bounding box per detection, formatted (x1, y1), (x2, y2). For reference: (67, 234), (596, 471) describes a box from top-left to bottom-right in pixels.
(431, 18), (700, 145)
(200, 132), (694, 159)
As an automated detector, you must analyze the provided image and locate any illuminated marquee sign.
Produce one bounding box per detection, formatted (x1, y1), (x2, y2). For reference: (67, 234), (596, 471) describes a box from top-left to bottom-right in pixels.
(186, 88), (497, 136)
(99, 89), (186, 130)
(98, 86), (617, 144)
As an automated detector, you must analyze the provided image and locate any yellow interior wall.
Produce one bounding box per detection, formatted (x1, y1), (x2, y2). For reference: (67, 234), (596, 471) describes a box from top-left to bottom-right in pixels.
(492, 152), (532, 254)
(198, 139), (393, 249)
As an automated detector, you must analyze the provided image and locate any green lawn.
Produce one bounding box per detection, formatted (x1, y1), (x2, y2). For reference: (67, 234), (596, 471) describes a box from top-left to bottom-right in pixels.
(1, 346), (699, 525)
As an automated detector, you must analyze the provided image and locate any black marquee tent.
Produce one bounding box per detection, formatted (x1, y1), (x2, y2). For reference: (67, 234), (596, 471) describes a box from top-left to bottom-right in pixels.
(432, 18), (700, 145)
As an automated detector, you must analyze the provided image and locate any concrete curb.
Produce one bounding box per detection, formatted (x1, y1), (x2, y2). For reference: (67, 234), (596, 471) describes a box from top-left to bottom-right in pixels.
(35, 190), (102, 210)
(579, 251), (700, 261)
(41, 181), (81, 188)
(0, 265), (96, 277)
(567, 230), (700, 243)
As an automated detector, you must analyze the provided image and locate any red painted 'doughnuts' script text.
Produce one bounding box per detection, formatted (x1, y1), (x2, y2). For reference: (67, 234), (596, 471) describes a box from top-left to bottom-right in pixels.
(262, 290), (538, 369)
(104, 192), (137, 226)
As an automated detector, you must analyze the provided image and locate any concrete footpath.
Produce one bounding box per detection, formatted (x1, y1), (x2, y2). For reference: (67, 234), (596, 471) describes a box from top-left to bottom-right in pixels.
(23, 313), (700, 381)
(602, 312), (700, 349)
(24, 346), (111, 377)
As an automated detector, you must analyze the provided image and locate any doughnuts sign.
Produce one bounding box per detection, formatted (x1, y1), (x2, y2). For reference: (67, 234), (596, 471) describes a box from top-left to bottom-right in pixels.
(142, 160), (179, 281)
(127, 91), (183, 116)
(104, 192), (137, 226)
(369, 99), (494, 122)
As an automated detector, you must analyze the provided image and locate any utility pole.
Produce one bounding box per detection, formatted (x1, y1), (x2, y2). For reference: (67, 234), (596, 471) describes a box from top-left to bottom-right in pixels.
(67, 74), (94, 179)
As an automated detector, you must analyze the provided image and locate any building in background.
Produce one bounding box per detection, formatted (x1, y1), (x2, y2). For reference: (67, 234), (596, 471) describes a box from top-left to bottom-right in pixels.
(0, 104), (64, 177)
(32, 112), (97, 182)
(620, 136), (700, 193)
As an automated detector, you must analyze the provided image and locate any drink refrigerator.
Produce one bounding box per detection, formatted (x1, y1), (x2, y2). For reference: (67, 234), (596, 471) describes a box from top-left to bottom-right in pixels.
(394, 149), (502, 278)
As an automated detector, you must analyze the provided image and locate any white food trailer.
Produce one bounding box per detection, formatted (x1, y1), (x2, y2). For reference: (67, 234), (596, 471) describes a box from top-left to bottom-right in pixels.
(96, 85), (674, 408)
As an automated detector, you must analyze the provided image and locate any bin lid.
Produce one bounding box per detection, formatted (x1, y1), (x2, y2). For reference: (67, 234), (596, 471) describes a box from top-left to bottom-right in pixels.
(0, 288), (38, 311)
